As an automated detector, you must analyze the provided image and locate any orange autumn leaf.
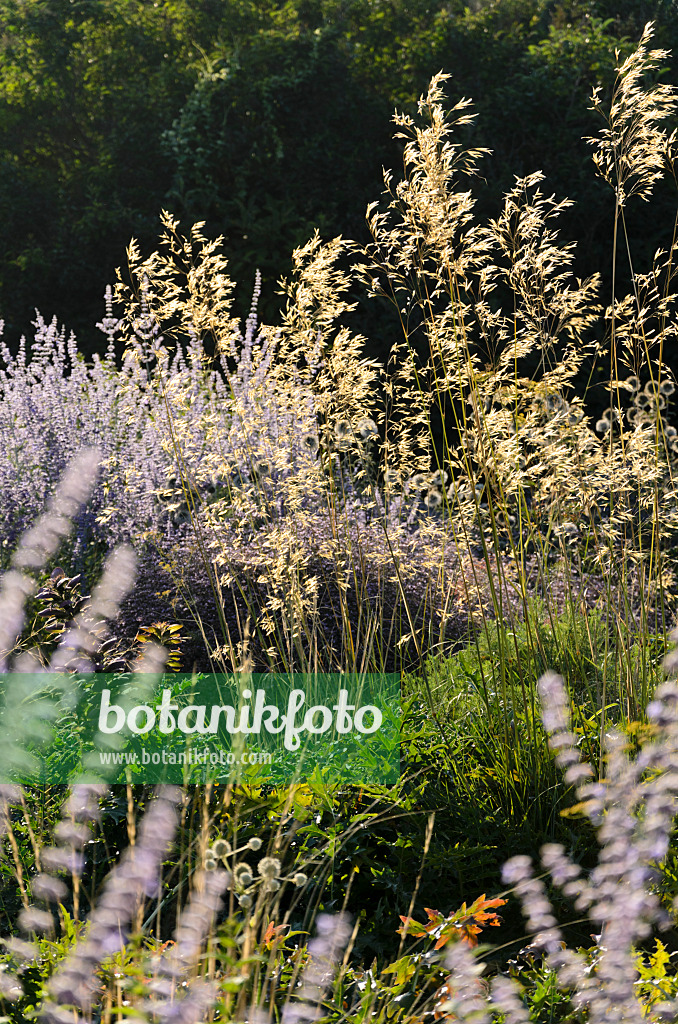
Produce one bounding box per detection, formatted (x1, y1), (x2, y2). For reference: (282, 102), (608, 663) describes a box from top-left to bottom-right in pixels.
(396, 894), (507, 950)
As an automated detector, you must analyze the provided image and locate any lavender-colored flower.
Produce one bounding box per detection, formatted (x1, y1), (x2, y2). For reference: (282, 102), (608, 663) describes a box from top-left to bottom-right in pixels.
(0, 966), (23, 1002)
(281, 913), (352, 1024)
(18, 908), (54, 936)
(41, 848), (85, 875)
(501, 856), (562, 956)
(489, 975), (530, 1023)
(31, 874), (68, 904)
(45, 786), (181, 1014)
(441, 940), (490, 1024)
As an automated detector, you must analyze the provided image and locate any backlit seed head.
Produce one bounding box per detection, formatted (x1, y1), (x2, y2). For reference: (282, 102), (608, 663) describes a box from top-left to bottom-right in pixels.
(234, 863), (254, 888)
(258, 856), (281, 880)
(293, 872), (308, 887)
(204, 857), (217, 872)
(424, 489), (443, 510)
(644, 380), (657, 397)
(238, 893), (252, 908)
(357, 417), (378, 440)
(596, 417), (611, 434)
(335, 419), (352, 440)
(265, 878), (281, 893)
(247, 837), (263, 851)
(302, 434), (319, 453)
(212, 838), (232, 860)
(626, 376), (641, 392)
(660, 379), (676, 396)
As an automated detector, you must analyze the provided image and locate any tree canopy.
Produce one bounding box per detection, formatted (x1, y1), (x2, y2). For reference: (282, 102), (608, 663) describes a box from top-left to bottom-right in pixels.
(0, 0), (675, 354)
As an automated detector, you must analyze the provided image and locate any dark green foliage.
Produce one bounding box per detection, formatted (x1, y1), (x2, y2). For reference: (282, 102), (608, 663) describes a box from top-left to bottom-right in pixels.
(9, 564), (188, 672)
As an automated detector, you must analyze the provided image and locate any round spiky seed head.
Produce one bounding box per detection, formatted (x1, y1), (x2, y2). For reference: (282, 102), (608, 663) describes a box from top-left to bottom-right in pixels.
(302, 434), (319, 453)
(660, 379), (676, 396)
(234, 863), (254, 888)
(258, 856), (281, 880)
(293, 872), (308, 887)
(335, 419), (352, 440)
(357, 417), (378, 440)
(626, 376), (640, 392)
(204, 857), (217, 872)
(265, 878), (281, 893)
(213, 838), (232, 859)
(424, 489), (443, 510)
(238, 893), (252, 909)
(596, 418), (611, 434)
(247, 837), (263, 851)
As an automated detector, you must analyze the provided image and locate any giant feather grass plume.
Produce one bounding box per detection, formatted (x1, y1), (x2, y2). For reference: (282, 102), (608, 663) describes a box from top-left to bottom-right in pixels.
(587, 21), (678, 206)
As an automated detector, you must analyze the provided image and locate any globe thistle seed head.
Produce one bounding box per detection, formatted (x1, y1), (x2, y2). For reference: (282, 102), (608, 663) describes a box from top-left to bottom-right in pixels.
(258, 856), (281, 880)
(424, 489), (443, 510)
(212, 838), (232, 860)
(357, 417), (378, 440)
(558, 522), (579, 542)
(234, 863), (254, 888)
(247, 837), (263, 851)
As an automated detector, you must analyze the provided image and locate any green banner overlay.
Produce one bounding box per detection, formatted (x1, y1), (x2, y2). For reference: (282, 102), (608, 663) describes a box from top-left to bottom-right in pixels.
(0, 673), (401, 784)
